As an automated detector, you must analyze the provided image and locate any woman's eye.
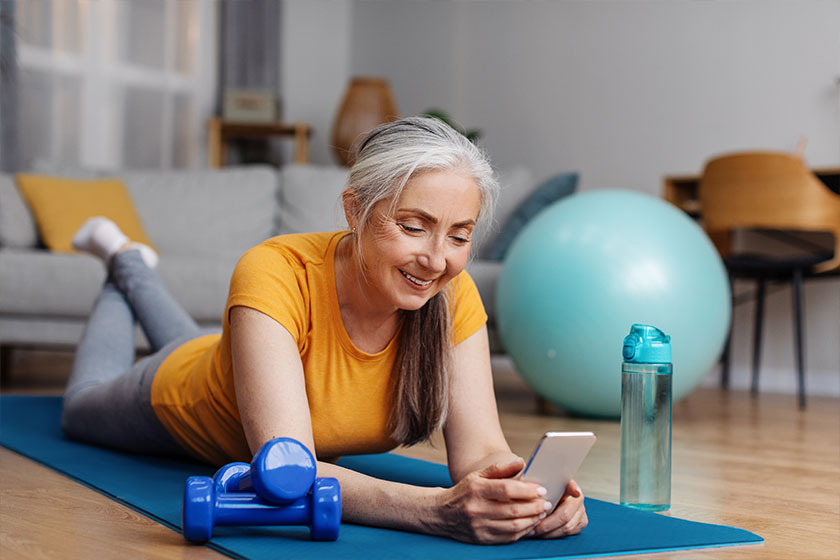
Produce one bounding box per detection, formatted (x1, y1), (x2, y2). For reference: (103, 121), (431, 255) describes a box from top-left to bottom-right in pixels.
(451, 235), (470, 245)
(400, 224), (423, 233)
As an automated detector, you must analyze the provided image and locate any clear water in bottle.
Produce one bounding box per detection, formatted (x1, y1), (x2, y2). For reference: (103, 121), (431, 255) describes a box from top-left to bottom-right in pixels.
(620, 362), (672, 511)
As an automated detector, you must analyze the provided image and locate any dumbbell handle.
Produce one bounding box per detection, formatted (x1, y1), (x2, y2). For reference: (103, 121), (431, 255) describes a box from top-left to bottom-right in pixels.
(213, 492), (313, 527)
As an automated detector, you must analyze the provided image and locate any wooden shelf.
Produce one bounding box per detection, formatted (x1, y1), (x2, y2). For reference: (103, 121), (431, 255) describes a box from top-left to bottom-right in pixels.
(208, 117), (311, 167)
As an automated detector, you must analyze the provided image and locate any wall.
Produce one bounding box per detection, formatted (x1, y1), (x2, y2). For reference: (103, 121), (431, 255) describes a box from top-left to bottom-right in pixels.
(284, 0), (840, 396)
(350, 2), (462, 129)
(281, 0), (353, 165)
(352, 0), (840, 189)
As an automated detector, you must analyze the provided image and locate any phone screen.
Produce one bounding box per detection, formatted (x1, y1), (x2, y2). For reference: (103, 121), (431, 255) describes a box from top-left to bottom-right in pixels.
(520, 432), (596, 509)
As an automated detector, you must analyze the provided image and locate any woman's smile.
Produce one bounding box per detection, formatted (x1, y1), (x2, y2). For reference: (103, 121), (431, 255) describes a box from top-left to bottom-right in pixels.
(352, 168), (482, 315)
(400, 269), (435, 287)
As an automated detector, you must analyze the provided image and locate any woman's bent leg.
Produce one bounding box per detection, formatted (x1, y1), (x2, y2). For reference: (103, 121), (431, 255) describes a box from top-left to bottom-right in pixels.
(64, 282), (135, 401)
(61, 338), (189, 456)
(62, 281), (186, 455)
(109, 249), (201, 352)
(61, 225), (200, 456)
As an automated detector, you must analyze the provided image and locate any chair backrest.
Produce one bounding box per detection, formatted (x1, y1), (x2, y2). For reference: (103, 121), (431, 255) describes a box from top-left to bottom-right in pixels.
(699, 151), (840, 272)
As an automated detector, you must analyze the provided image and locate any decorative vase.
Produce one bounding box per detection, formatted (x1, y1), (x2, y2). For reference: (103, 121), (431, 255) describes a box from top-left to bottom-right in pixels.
(331, 77), (399, 166)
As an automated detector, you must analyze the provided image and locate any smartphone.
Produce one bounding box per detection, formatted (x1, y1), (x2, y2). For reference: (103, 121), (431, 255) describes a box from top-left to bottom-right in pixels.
(519, 432), (596, 510)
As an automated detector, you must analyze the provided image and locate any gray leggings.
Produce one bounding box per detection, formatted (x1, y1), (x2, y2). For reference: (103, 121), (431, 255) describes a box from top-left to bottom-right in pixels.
(62, 250), (215, 457)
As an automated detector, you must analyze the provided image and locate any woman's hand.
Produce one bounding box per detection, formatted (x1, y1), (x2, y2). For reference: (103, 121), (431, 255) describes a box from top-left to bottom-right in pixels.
(528, 480), (588, 539)
(434, 458), (551, 544)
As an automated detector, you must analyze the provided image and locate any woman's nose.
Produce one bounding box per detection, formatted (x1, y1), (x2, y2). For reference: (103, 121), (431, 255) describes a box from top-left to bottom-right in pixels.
(417, 237), (446, 273)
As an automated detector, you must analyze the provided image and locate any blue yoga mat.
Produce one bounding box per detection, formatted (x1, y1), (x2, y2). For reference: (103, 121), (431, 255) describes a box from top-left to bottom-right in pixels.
(0, 396), (761, 559)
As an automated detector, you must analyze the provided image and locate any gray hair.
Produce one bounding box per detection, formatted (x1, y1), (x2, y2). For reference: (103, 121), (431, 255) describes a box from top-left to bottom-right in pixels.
(341, 116), (498, 445)
(345, 115), (498, 246)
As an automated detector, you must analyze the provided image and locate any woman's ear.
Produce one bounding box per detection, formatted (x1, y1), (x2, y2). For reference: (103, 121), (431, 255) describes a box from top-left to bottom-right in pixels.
(342, 189), (360, 230)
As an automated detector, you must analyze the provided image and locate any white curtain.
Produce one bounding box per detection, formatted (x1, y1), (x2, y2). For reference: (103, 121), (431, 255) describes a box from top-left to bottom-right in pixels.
(12, 0), (217, 171)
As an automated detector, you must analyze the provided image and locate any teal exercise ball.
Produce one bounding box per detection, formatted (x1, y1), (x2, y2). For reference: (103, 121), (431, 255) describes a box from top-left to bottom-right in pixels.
(496, 189), (730, 418)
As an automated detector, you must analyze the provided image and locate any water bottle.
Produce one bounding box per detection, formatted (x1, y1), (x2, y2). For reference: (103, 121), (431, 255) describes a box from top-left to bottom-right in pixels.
(620, 324), (672, 512)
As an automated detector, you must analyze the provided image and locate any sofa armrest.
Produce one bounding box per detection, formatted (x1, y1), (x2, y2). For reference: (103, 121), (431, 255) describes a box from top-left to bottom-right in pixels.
(465, 259), (504, 326)
(0, 174), (39, 248)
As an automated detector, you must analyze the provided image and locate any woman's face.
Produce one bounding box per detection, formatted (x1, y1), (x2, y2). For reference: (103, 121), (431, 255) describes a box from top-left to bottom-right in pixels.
(355, 169), (482, 312)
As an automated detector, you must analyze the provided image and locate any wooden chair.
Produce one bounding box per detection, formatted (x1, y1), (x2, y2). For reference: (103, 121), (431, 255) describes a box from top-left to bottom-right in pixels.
(699, 151), (840, 408)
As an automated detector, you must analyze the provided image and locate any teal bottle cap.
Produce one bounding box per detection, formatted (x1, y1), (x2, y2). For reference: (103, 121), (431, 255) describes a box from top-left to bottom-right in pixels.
(622, 324), (672, 364)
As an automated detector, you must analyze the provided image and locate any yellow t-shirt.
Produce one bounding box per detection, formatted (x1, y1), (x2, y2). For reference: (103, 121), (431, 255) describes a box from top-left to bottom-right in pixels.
(151, 231), (487, 465)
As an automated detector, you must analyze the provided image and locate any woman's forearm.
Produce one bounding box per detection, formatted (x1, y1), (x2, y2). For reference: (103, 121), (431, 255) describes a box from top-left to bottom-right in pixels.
(316, 460), (447, 535)
(318, 454), (552, 544)
(450, 449), (521, 483)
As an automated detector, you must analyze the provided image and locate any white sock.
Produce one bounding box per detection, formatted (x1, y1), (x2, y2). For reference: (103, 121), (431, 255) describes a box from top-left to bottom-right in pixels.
(72, 216), (159, 269)
(72, 217), (127, 261)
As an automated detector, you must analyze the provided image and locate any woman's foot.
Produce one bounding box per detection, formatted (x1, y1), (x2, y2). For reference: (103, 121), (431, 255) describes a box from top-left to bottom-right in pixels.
(72, 217), (159, 269)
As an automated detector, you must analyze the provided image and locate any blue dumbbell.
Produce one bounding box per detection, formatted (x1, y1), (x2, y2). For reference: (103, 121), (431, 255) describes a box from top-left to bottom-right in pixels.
(182, 476), (341, 542)
(214, 437), (317, 504)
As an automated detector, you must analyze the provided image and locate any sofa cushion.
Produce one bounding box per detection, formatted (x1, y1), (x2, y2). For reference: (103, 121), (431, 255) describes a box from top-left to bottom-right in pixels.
(276, 164), (349, 235)
(0, 247), (237, 323)
(473, 166), (534, 259)
(154, 254), (241, 322)
(485, 172), (579, 261)
(26, 162), (278, 259)
(15, 174), (156, 252)
(0, 173), (39, 248)
(0, 248), (105, 317)
(122, 166), (277, 258)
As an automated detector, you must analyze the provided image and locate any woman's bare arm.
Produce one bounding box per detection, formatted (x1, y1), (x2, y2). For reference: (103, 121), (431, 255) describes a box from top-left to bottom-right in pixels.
(229, 308), (555, 543)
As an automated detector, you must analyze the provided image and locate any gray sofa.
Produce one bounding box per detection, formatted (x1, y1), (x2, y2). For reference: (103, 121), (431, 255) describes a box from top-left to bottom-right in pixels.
(0, 163), (547, 373)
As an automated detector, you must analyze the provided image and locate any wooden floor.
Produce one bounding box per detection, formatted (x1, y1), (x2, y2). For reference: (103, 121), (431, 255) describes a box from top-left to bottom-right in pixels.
(1, 350), (838, 559)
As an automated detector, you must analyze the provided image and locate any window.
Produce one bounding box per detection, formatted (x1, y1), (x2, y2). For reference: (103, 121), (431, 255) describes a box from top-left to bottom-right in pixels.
(15, 0), (217, 170)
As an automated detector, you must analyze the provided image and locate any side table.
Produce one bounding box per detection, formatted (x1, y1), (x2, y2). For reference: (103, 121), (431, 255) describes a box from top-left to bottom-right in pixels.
(208, 118), (311, 167)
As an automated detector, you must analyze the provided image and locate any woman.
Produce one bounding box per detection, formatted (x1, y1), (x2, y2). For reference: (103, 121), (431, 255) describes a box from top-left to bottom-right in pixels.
(62, 116), (587, 544)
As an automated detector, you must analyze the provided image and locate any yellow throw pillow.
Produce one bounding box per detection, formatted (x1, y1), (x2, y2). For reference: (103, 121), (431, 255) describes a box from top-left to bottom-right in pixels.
(15, 174), (156, 253)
